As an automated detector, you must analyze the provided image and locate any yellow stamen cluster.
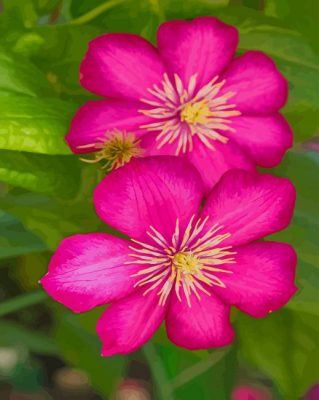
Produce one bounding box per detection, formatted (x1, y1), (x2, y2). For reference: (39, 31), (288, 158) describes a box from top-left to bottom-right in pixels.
(126, 215), (236, 307)
(79, 130), (142, 171)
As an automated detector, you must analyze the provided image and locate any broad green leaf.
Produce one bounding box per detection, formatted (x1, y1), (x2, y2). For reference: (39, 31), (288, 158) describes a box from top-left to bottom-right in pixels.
(289, 262), (319, 317)
(158, 344), (236, 400)
(27, 24), (104, 100)
(70, 0), (158, 34)
(237, 310), (319, 397)
(0, 49), (53, 97)
(54, 309), (125, 397)
(265, 0), (319, 54)
(0, 289), (47, 318)
(0, 210), (45, 259)
(0, 183), (103, 249)
(161, 0), (232, 20)
(0, 150), (81, 197)
(0, 95), (76, 154)
(69, 0), (228, 41)
(0, 320), (58, 355)
(13, 33), (47, 58)
(2, 0), (60, 26)
(147, 328), (236, 400)
(2, 0), (38, 28)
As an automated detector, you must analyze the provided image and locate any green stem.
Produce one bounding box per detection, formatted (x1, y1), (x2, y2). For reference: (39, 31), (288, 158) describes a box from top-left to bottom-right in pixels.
(171, 349), (229, 389)
(70, 0), (126, 25)
(142, 342), (175, 400)
(0, 290), (47, 318)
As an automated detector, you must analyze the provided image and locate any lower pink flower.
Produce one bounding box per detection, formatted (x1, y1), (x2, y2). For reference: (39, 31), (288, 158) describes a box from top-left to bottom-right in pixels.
(41, 157), (297, 356)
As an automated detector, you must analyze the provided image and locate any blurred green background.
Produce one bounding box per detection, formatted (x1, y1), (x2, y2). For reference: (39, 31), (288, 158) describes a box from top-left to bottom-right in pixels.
(0, 0), (318, 399)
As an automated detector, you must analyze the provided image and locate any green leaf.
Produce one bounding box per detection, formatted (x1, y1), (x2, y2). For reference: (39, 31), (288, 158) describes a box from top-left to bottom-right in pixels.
(70, 0), (157, 34)
(0, 186), (102, 249)
(265, 0), (319, 54)
(54, 309), (125, 397)
(289, 262), (319, 317)
(0, 289), (47, 318)
(27, 24), (104, 100)
(2, 0), (38, 28)
(161, 0), (231, 20)
(0, 95), (76, 154)
(0, 320), (58, 355)
(142, 342), (175, 400)
(70, 0), (228, 41)
(0, 49), (53, 97)
(0, 210), (45, 259)
(148, 331), (236, 400)
(237, 310), (319, 397)
(0, 150), (81, 197)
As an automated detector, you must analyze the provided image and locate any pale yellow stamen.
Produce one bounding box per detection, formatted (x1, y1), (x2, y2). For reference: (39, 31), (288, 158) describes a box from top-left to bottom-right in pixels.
(78, 130), (142, 171)
(127, 215), (236, 307)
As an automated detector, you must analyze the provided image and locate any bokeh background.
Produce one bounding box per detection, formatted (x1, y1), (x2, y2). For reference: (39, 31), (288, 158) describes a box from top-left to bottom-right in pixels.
(0, 0), (318, 399)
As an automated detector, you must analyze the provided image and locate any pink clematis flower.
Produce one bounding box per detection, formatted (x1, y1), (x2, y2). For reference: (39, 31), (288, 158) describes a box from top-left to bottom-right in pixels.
(66, 17), (292, 191)
(41, 157), (297, 356)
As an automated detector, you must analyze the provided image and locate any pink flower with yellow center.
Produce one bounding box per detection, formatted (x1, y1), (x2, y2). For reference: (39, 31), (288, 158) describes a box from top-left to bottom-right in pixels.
(66, 17), (292, 191)
(41, 157), (297, 356)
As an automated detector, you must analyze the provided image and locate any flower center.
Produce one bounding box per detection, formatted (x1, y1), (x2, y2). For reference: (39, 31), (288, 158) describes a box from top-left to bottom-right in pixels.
(79, 130), (142, 171)
(172, 251), (201, 274)
(127, 215), (236, 307)
(180, 100), (211, 125)
(139, 73), (241, 155)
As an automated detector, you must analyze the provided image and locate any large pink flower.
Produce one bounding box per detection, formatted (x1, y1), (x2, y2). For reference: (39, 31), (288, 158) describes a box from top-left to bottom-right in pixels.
(41, 157), (297, 355)
(66, 17), (292, 191)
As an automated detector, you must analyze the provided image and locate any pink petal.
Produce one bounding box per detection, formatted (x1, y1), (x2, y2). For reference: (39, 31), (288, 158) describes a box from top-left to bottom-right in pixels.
(201, 169), (296, 247)
(186, 136), (255, 193)
(40, 234), (140, 313)
(166, 291), (234, 350)
(157, 16), (238, 89)
(212, 242), (297, 317)
(94, 157), (204, 242)
(228, 114), (293, 167)
(220, 51), (288, 114)
(80, 33), (166, 100)
(97, 289), (166, 356)
(66, 99), (151, 154)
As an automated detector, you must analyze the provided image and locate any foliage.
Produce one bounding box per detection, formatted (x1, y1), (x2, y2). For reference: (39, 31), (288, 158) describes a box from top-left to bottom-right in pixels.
(0, 1), (318, 399)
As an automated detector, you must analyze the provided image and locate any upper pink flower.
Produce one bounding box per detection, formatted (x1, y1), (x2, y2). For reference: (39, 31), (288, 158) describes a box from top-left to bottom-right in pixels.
(41, 157), (297, 356)
(66, 16), (292, 191)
